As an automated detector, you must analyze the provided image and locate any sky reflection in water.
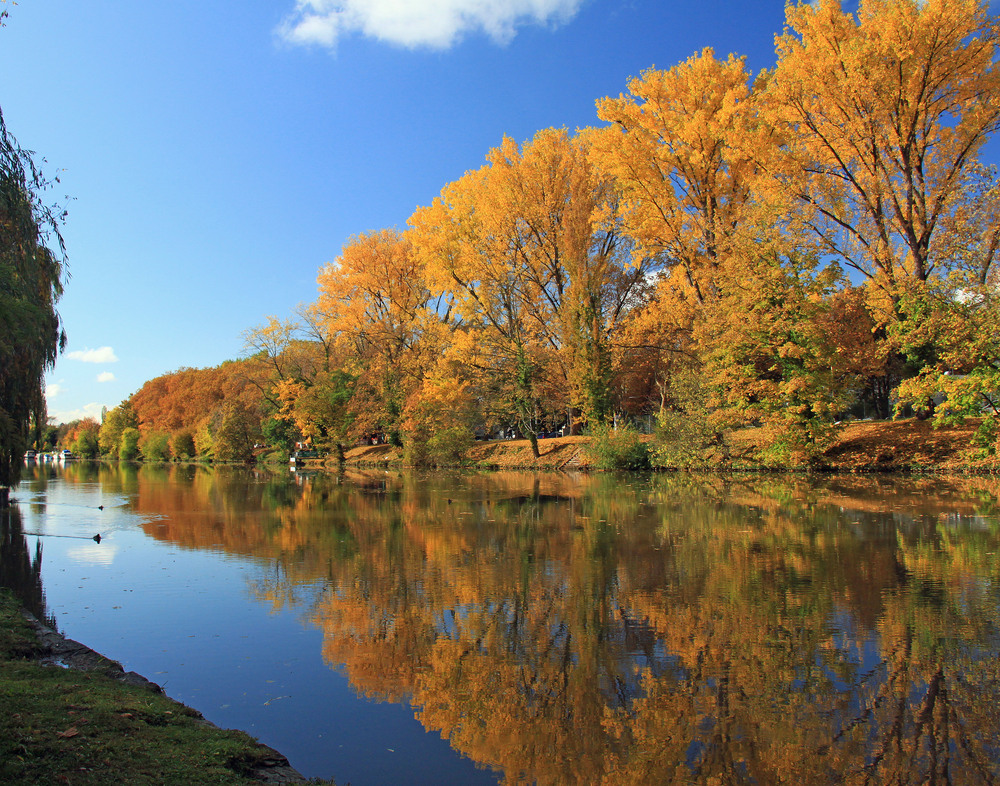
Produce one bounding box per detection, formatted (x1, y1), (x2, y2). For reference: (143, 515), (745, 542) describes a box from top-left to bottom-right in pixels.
(5, 462), (1000, 785)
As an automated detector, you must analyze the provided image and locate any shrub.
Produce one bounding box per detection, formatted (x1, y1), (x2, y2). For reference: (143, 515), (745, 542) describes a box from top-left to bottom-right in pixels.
(651, 369), (730, 469)
(587, 423), (650, 471)
(401, 366), (475, 467)
(170, 430), (196, 461)
(140, 431), (171, 462)
(72, 429), (99, 459)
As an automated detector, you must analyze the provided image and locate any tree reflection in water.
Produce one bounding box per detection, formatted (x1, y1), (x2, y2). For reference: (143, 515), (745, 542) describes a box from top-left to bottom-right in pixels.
(1, 503), (52, 627)
(36, 464), (1000, 784)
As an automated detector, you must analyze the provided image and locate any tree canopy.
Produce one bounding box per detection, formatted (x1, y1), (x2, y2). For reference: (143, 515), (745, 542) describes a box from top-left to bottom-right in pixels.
(0, 102), (66, 501)
(45, 0), (1000, 470)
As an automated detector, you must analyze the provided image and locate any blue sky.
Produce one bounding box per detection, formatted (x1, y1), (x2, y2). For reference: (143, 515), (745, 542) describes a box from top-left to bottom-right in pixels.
(4, 0), (817, 423)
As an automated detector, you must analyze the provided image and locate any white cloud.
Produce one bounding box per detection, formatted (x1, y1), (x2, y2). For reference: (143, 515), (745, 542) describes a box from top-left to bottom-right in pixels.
(48, 402), (106, 425)
(277, 0), (583, 50)
(97, 371), (116, 383)
(66, 346), (119, 364)
(45, 382), (64, 399)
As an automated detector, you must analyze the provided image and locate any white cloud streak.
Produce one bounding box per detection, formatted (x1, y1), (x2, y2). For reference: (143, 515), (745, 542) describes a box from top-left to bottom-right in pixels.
(48, 402), (106, 425)
(278, 0), (584, 50)
(66, 346), (119, 364)
(97, 372), (116, 383)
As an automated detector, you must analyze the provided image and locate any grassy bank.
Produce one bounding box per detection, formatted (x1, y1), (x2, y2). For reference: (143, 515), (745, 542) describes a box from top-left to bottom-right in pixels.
(0, 590), (324, 786)
(337, 418), (997, 472)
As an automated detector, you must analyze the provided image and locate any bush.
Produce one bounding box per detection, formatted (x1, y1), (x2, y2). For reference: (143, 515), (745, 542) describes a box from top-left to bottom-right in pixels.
(170, 430), (196, 461)
(72, 429), (99, 459)
(586, 423), (650, 471)
(401, 367), (475, 467)
(213, 402), (261, 463)
(651, 369), (730, 469)
(140, 431), (171, 462)
(193, 422), (214, 459)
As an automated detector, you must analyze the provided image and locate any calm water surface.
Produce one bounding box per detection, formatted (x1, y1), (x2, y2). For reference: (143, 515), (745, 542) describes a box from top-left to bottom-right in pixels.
(3, 462), (1000, 784)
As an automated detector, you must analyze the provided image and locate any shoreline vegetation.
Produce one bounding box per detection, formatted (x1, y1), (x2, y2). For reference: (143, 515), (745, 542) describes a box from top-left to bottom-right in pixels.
(333, 418), (997, 474)
(28, 416), (1000, 475)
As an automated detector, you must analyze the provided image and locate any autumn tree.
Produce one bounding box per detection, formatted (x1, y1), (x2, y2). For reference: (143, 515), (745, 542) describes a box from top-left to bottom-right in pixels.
(169, 429), (196, 460)
(763, 0), (1000, 290)
(701, 253), (848, 464)
(241, 316), (327, 409)
(594, 49), (757, 307)
(274, 370), (356, 461)
(594, 50), (786, 445)
(129, 361), (267, 460)
(411, 163), (550, 454)
(212, 400), (262, 463)
(412, 128), (653, 451)
(313, 228), (446, 447)
(753, 0), (1000, 421)
(64, 417), (100, 459)
(893, 276), (1000, 452)
(890, 162), (1000, 442)
(241, 308), (363, 460)
(400, 359), (477, 466)
(0, 103), (66, 504)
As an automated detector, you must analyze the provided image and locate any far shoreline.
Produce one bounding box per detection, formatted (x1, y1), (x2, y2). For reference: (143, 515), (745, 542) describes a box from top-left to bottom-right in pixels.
(330, 418), (1000, 475)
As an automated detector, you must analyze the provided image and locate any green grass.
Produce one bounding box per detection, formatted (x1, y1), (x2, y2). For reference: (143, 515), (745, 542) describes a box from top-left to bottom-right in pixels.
(0, 590), (331, 785)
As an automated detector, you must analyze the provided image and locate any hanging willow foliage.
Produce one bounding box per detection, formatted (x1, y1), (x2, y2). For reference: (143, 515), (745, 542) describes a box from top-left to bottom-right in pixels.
(0, 103), (67, 503)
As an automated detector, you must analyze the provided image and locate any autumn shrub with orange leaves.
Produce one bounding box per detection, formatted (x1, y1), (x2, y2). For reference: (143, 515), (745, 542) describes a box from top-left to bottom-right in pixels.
(401, 365), (476, 467)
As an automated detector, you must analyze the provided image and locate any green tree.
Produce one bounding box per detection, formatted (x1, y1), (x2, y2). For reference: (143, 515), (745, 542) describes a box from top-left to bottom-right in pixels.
(261, 413), (298, 454)
(140, 431), (171, 462)
(41, 424), (57, 451)
(169, 429), (196, 460)
(72, 426), (99, 459)
(0, 103), (66, 505)
(99, 400), (139, 458)
(119, 428), (140, 461)
(705, 254), (847, 465)
(213, 401), (262, 463)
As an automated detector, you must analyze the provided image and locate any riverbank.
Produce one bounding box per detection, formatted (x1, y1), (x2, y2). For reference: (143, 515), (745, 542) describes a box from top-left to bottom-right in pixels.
(0, 590), (326, 786)
(339, 418), (996, 473)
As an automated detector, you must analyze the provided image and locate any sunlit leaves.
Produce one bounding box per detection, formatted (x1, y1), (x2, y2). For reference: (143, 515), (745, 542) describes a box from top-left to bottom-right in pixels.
(594, 48), (756, 305)
(764, 0), (1000, 286)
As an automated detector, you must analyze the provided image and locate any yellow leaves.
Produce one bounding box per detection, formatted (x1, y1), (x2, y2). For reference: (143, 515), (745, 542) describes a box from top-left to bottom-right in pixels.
(408, 126), (650, 429)
(767, 0), (1000, 283)
(401, 360), (476, 464)
(593, 49), (757, 300)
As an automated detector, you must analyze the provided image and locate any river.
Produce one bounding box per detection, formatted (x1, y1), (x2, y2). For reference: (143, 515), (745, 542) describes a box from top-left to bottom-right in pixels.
(3, 462), (1000, 784)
